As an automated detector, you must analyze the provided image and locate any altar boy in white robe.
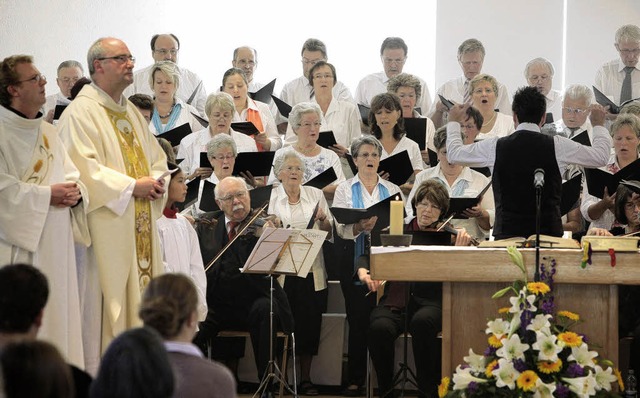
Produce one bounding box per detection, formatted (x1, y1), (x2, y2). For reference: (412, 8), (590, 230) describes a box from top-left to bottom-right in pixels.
(0, 54), (89, 369)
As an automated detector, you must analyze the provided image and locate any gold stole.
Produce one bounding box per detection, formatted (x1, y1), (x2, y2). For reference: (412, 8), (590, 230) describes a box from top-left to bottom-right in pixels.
(104, 107), (153, 292)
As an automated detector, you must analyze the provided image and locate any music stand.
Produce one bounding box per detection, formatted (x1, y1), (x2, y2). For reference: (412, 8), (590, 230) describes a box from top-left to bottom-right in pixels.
(242, 228), (328, 398)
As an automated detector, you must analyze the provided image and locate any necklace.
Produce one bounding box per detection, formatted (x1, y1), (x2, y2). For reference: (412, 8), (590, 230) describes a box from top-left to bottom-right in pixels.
(481, 112), (496, 127)
(158, 104), (175, 119)
(296, 144), (316, 156)
(288, 198), (301, 205)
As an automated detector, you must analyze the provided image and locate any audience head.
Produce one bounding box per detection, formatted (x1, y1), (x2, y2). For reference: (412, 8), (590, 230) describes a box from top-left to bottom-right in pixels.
(351, 135), (382, 176)
(0, 340), (73, 398)
(615, 24), (640, 68)
(412, 179), (450, 227)
(511, 86), (547, 125)
(461, 106), (483, 143)
(164, 161), (187, 206)
(151, 34), (180, 63)
(221, 68), (248, 108)
(274, 151), (306, 185)
(69, 77), (91, 100)
(156, 138), (176, 163)
(87, 37), (135, 96)
(0, 55), (46, 115)
(90, 327), (174, 398)
(610, 113), (640, 161)
(621, 100), (640, 116)
(469, 73), (499, 105)
(289, 102), (322, 135)
(139, 273), (199, 340)
(433, 125), (448, 151)
(614, 183), (640, 227)
(232, 46), (258, 83)
(148, 60), (180, 94)
(524, 57), (554, 96)
(562, 84), (592, 129)
(300, 38), (328, 78)
(205, 92), (235, 135)
(215, 176), (250, 222)
(387, 73), (422, 117)
(128, 93), (154, 123)
(368, 92), (405, 140)
(308, 61), (337, 89)
(55, 60), (84, 98)
(457, 38), (485, 80)
(351, 135), (382, 160)
(0, 263), (48, 338)
(380, 37), (408, 79)
(206, 133), (237, 179)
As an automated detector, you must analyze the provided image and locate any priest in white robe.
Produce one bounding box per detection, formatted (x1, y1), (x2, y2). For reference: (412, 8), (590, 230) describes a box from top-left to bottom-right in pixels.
(0, 55), (88, 369)
(57, 38), (168, 369)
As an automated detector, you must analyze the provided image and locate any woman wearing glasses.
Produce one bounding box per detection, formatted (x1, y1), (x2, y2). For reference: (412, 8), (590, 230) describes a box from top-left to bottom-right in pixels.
(469, 74), (514, 139)
(283, 62), (361, 178)
(268, 102), (346, 199)
(581, 114), (640, 230)
(221, 68), (281, 152)
(178, 92), (257, 182)
(148, 61), (202, 137)
(332, 135), (403, 396)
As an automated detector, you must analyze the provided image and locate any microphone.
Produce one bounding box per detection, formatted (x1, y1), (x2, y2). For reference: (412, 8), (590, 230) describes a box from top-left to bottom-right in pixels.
(534, 168), (545, 189)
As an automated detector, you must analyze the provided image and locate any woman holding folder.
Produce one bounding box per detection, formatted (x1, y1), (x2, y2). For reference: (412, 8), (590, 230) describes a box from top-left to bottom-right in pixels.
(581, 114), (640, 230)
(268, 151), (333, 395)
(332, 135), (403, 396)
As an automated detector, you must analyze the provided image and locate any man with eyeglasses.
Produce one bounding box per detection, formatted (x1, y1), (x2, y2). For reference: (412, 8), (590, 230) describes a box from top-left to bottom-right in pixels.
(57, 37), (169, 371)
(0, 54), (87, 370)
(193, 176), (293, 387)
(232, 46), (279, 120)
(595, 24), (640, 110)
(125, 33), (207, 116)
(43, 60), (84, 124)
(429, 38), (512, 129)
(355, 37), (432, 119)
(524, 57), (562, 124)
(278, 38), (354, 132)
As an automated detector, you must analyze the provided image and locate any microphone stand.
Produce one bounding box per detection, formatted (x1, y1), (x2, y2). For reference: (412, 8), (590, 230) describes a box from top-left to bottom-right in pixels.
(534, 184), (542, 282)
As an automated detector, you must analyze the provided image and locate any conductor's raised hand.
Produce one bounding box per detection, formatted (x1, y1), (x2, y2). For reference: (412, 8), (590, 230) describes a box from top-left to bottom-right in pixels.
(589, 104), (606, 127)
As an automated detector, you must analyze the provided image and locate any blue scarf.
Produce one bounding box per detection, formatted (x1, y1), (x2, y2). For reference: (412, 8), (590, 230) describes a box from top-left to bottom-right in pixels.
(352, 180), (390, 277)
(152, 102), (182, 135)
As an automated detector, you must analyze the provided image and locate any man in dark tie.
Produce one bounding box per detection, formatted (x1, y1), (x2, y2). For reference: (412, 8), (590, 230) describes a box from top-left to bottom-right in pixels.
(595, 24), (640, 110)
(194, 176), (292, 384)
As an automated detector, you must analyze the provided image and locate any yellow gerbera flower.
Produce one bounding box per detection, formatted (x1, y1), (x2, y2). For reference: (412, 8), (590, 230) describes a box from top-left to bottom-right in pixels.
(615, 368), (624, 391)
(537, 359), (563, 374)
(488, 334), (503, 348)
(498, 307), (510, 314)
(516, 370), (539, 391)
(558, 331), (583, 347)
(485, 359), (498, 377)
(527, 282), (550, 295)
(557, 310), (580, 321)
(438, 376), (450, 398)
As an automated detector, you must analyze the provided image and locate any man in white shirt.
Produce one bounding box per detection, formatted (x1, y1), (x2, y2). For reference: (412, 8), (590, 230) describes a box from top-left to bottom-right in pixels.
(430, 38), (512, 128)
(43, 60), (84, 123)
(545, 84), (594, 142)
(232, 46), (278, 119)
(355, 37), (432, 120)
(595, 24), (640, 111)
(125, 33), (207, 116)
(278, 38), (354, 132)
(525, 57), (562, 124)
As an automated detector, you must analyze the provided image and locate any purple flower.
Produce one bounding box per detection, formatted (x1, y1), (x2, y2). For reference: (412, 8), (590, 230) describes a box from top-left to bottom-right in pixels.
(467, 381), (479, 395)
(566, 363), (584, 377)
(513, 358), (527, 372)
(555, 383), (570, 398)
(484, 346), (497, 356)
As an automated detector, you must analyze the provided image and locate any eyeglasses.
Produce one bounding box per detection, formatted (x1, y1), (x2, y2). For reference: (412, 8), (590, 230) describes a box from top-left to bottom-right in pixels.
(562, 107), (589, 115)
(218, 191), (247, 202)
(357, 152), (380, 159)
(97, 55), (136, 64)
(154, 49), (178, 56)
(416, 201), (441, 211)
(18, 74), (46, 84)
(235, 59), (256, 67)
(528, 75), (550, 82)
(297, 121), (321, 129)
(618, 48), (640, 55)
(301, 58), (323, 65)
(625, 201), (640, 210)
(59, 77), (81, 84)
(312, 73), (333, 80)
(383, 57), (406, 65)
(473, 88), (494, 94)
(210, 154), (235, 161)
(460, 123), (478, 130)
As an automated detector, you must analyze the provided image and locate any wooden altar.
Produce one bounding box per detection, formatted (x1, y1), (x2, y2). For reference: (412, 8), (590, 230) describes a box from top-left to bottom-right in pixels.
(369, 246), (640, 376)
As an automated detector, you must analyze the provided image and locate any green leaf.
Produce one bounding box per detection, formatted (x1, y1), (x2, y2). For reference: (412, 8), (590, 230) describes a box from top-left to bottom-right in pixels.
(492, 286), (513, 299)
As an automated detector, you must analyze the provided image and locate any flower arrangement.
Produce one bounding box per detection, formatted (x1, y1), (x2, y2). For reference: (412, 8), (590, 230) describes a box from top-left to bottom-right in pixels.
(439, 247), (623, 398)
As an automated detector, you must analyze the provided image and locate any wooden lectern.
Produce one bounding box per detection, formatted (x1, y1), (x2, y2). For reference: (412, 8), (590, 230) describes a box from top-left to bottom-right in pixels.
(370, 246), (640, 377)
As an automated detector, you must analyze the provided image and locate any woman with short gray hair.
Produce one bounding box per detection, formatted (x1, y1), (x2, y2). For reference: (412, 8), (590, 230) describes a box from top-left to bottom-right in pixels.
(148, 60), (202, 137)
(268, 102), (345, 200)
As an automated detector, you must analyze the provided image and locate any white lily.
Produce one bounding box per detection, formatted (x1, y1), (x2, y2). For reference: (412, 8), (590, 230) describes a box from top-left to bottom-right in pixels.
(533, 378), (557, 398)
(593, 365), (617, 391)
(509, 287), (537, 314)
(494, 358), (520, 390)
(496, 334), (529, 361)
(567, 343), (598, 367)
(527, 314), (552, 335)
(485, 318), (510, 339)
(452, 365), (488, 390)
(562, 375), (598, 398)
(532, 333), (562, 362)
(463, 349), (486, 373)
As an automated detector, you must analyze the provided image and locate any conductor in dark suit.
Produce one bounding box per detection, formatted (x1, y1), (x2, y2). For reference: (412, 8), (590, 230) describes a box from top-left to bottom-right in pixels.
(446, 87), (612, 239)
(194, 176), (293, 380)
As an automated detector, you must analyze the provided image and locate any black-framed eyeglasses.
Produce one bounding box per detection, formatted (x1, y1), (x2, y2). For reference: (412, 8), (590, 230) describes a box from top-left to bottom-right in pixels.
(97, 55), (136, 64)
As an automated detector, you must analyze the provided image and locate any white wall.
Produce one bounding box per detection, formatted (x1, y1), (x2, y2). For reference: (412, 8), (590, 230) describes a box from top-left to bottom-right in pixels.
(1, 0), (640, 103)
